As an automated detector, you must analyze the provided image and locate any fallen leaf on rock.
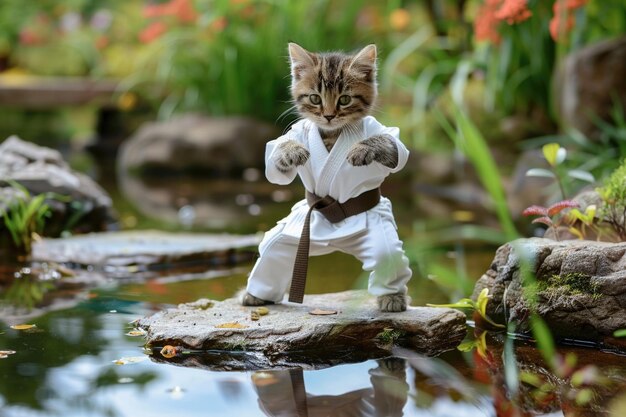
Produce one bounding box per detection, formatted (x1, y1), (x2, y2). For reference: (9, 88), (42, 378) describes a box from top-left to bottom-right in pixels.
(255, 307), (269, 316)
(10, 324), (36, 330)
(309, 309), (338, 315)
(215, 322), (248, 329)
(160, 345), (180, 359)
(125, 329), (146, 337)
(113, 356), (148, 365)
(0, 350), (16, 359)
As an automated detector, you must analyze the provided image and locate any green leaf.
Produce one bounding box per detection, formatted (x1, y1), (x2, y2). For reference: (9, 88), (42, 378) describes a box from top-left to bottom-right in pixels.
(526, 168), (556, 178)
(530, 314), (556, 369)
(457, 339), (477, 352)
(448, 107), (518, 240)
(613, 329), (626, 338)
(567, 169), (595, 183)
(426, 298), (475, 309)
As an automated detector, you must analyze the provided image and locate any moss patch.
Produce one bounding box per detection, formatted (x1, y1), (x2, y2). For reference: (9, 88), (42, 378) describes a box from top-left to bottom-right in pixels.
(530, 273), (602, 303)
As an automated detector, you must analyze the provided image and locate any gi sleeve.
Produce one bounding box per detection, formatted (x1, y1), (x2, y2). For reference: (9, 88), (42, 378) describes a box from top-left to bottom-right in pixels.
(264, 121), (306, 185)
(364, 116), (409, 174)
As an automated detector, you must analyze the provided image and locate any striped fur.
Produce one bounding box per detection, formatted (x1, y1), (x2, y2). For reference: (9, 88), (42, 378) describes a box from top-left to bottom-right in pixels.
(285, 43), (398, 169)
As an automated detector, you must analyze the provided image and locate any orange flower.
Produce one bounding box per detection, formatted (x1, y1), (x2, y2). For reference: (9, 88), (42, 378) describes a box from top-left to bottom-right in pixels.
(550, 0), (587, 42)
(389, 8), (411, 31)
(139, 21), (167, 43)
(554, 0), (588, 11)
(143, 0), (197, 23)
(95, 35), (109, 49)
(474, 0), (502, 44)
(495, 0), (532, 24)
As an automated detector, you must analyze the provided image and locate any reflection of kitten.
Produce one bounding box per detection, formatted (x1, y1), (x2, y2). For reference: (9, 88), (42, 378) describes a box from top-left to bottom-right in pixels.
(243, 43), (409, 312)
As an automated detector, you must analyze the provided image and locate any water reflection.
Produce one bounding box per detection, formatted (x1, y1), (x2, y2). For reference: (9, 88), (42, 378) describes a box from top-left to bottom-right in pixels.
(116, 173), (296, 231)
(252, 359), (408, 417)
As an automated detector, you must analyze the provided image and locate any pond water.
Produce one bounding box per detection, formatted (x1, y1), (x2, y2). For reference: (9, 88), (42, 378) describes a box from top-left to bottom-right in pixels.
(2, 163), (626, 416)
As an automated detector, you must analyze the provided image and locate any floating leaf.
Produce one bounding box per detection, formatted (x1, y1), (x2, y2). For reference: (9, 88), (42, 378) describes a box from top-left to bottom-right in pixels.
(10, 324), (36, 330)
(526, 168), (556, 178)
(255, 307), (269, 316)
(125, 329), (146, 337)
(113, 356), (148, 365)
(0, 350), (16, 359)
(308, 308), (338, 315)
(215, 322), (248, 329)
(160, 345), (180, 359)
(522, 205), (548, 217)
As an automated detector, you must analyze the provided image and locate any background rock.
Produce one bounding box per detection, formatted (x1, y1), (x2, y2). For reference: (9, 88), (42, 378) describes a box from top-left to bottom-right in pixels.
(0, 136), (116, 235)
(138, 290), (467, 370)
(473, 238), (626, 341)
(117, 114), (280, 177)
(556, 36), (626, 140)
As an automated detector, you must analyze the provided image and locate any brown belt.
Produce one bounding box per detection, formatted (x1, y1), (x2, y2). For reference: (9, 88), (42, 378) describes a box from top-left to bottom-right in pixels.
(288, 187), (381, 303)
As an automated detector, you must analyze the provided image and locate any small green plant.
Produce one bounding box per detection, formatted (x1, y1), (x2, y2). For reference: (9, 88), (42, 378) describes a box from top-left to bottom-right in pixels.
(428, 288), (505, 328)
(597, 160), (626, 241)
(376, 327), (406, 345)
(525, 143), (595, 201)
(0, 182), (51, 255)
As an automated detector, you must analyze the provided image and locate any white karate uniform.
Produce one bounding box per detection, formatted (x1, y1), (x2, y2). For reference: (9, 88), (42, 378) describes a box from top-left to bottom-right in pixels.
(246, 116), (412, 302)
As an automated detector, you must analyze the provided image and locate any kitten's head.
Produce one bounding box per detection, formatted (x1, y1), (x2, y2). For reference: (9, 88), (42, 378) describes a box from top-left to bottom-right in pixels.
(288, 43), (377, 131)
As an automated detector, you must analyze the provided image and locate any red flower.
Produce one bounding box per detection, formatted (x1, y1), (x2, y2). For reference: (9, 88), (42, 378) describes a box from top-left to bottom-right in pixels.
(495, 0), (532, 24)
(19, 29), (42, 46)
(474, 0), (503, 44)
(139, 21), (168, 43)
(143, 0), (197, 23)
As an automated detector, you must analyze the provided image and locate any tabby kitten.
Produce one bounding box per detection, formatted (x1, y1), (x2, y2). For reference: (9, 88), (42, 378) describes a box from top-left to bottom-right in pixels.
(243, 43), (406, 312)
(279, 43), (399, 170)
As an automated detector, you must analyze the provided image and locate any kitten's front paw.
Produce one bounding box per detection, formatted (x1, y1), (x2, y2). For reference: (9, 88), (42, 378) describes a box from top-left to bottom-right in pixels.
(241, 292), (274, 306)
(347, 142), (376, 166)
(377, 293), (407, 312)
(274, 140), (310, 172)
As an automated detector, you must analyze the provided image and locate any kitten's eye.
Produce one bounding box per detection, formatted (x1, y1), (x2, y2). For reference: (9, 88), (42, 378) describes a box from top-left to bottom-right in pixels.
(338, 95), (351, 105)
(309, 94), (322, 105)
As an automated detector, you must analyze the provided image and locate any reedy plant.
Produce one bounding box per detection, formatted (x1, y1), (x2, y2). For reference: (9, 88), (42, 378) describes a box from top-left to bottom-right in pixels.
(0, 181), (51, 255)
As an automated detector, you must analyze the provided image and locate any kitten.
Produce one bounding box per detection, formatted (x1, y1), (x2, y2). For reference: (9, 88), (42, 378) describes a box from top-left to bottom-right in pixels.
(285, 43), (398, 169)
(243, 44), (407, 313)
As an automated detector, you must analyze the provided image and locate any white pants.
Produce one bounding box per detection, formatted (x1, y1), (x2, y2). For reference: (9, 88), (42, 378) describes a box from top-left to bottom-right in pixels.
(246, 214), (412, 302)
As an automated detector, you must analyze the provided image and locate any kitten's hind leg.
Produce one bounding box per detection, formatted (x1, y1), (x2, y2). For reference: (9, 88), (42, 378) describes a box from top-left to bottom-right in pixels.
(242, 292), (274, 306)
(377, 293), (407, 312)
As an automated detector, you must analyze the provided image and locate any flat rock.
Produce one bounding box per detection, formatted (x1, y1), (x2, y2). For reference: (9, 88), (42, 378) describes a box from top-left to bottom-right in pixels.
(137, 290), (467, 370)
(32, 230), (260, 273)
(473, 238), (626, 341)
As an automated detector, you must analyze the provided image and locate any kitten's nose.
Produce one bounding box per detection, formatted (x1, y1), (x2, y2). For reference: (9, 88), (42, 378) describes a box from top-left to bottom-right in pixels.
(324, 115), (335, 122)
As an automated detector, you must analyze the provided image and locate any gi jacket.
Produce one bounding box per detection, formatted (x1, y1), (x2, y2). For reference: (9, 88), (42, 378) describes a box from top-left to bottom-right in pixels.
(265, 116), (409, 242)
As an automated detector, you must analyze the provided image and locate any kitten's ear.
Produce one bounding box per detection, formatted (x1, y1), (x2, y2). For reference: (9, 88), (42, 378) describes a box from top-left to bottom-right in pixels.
(349, 44), (377, 81)
(288, 43), (316, 81)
